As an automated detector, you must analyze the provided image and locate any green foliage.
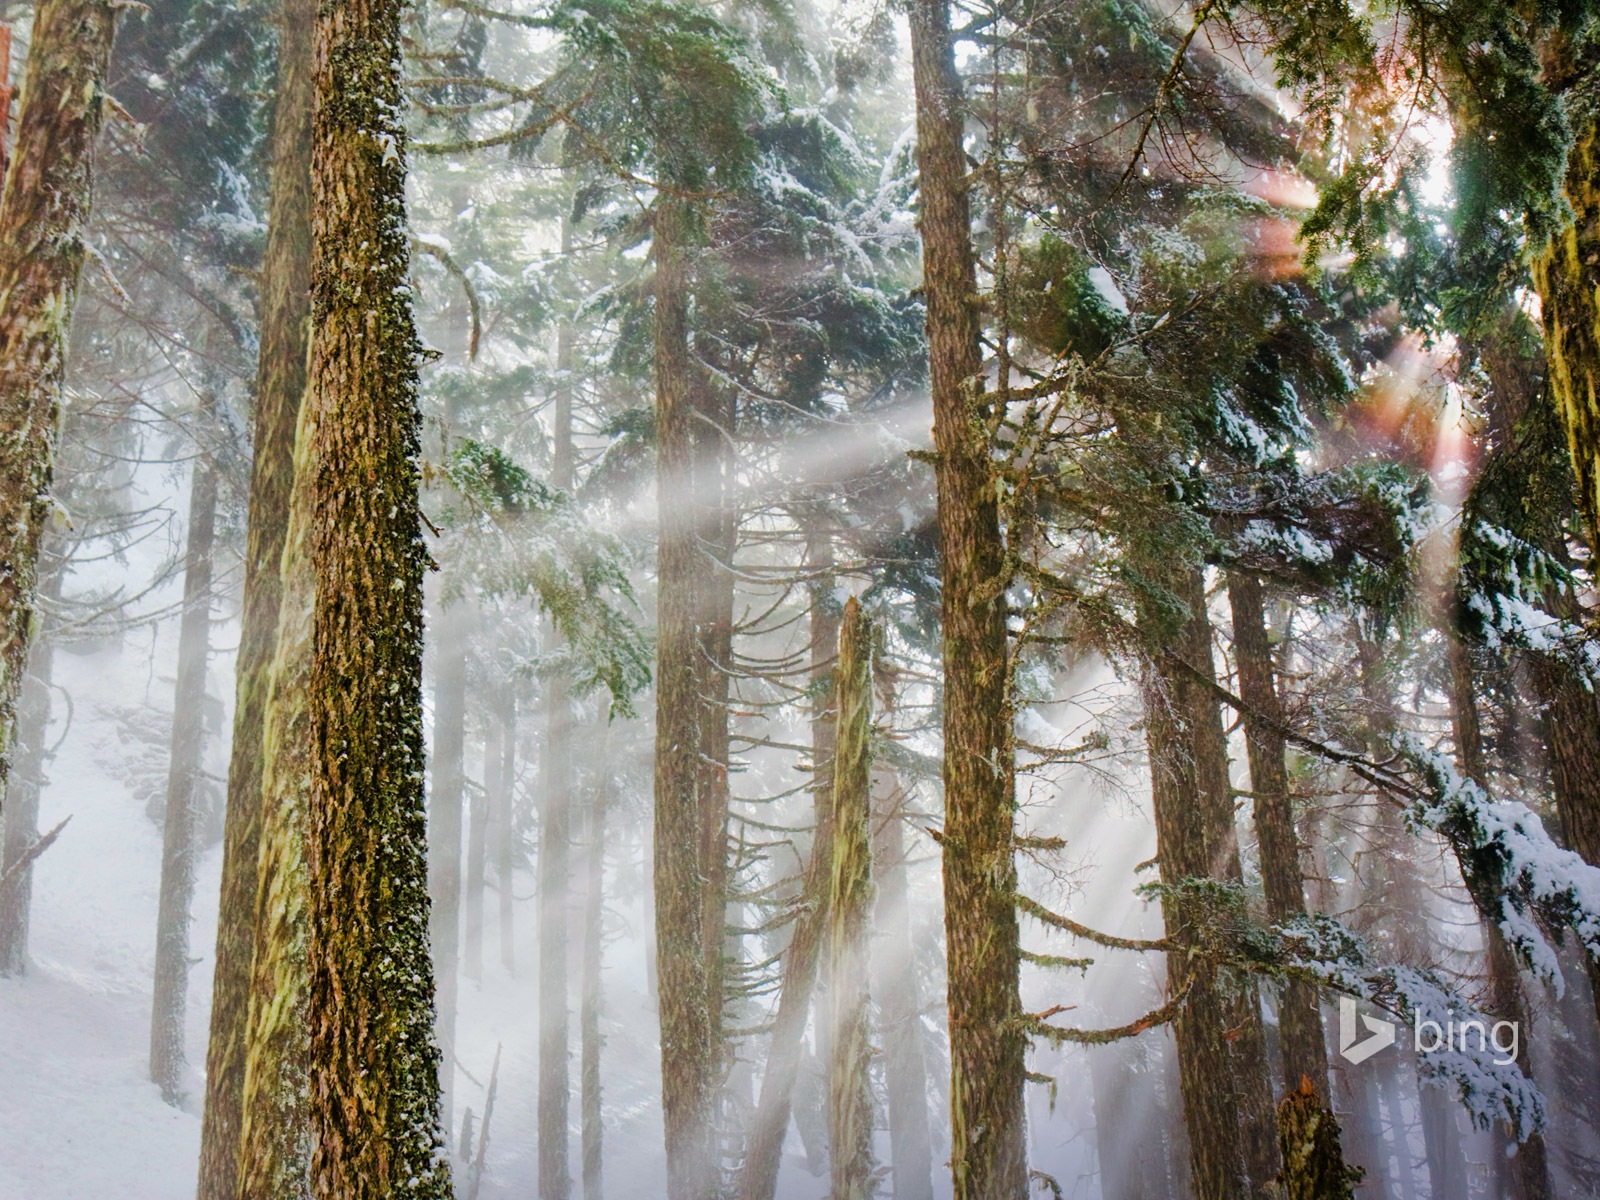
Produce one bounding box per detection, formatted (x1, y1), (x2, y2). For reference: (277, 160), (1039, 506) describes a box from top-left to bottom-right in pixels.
(440, 439), (651, 714)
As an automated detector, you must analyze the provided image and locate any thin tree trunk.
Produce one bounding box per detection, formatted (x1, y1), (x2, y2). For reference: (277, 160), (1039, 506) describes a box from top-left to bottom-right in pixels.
(1227, 573), (1332, 1101)
(580, 721), (607, 1200)
(907, 3), (1026, 1195)
(652, 193), (716, 1200)
(0, 0), (117, 830)
(695, 372), (735, 1157)
(0, 24), (12, 181)
(431, 602), (468, 1138)
(465, 748), (487, 985)
(302, 0), (451, 1187)
(0, 548), (62, 975)
(540, 239), (577, 1197)
(827, 598), (874, 1200)
(496, 694), (515, 974)
(150, 447), (218, 1104)
(870, 768), (934, 1200)
(195, 0), (312, 1185)
(735, 525), (840, 1200)
(540, 663), (572, 1199)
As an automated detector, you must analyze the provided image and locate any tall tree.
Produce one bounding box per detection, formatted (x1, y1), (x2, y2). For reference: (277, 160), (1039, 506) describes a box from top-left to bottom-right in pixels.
(150, 441), (219, 1104)
(0, 0), (118, 824)
(907, 3), (1027, 1195)
(196, 0), (314, 1185)
(301, 0), (451, 1187)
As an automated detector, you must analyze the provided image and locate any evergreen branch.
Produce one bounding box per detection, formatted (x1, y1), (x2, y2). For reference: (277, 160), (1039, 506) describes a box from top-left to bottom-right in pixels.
(1016, 893), (1172, 952)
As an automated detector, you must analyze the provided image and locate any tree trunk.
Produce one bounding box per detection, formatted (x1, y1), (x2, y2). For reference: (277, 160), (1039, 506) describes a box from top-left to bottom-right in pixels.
(735, 525), (840, 1200)
(1177, 569), (1279, 1189)
(580, 720), (607, 1200)
(0, 548), (62, 975)
(431, 601), (467, 1138)
(0, 0), (117, 831)
(827, 598), (874, 1200)
(1532, 63), (1600, 549)
(1447, 635), (1551, 1200)
(236, 293), (320, 1200)
(540, 664), (572, 1199)
(301, 0), (451, 1188)
(1534, 656), (1600, 1023)
(652, 194), (717, 1200)
(870, 767), (934, 1200)
(907, 3), (1027, 1195)
(495, 694), (515, 974)
(1139, 570), (1247, 1200)
(695, 372), (735, 1155)
(540, 243), (577, 1197)
(195, 0), (313, 1185)
(1275, 1077), (1358, 1200)
(150, 447), (218, 1104)
(1227, 573), (1332, 1102)
(465, 743), (487, 985)
(0, 24), (12, 181)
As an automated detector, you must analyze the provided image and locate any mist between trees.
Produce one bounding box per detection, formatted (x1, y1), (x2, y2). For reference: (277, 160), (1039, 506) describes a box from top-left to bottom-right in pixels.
(2, 1), (1600, 1199)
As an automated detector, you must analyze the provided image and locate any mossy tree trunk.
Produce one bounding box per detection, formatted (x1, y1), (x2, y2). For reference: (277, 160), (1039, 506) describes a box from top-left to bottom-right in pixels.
(870, 764), (935, 1200)
(0, 546), (63, 976)
(236, 307), (320, 1200)
(1226, 573), (1331, 1098)
(826, 598), (875, 1200)
(301, 0), (451, 1188)
(907, 3), (1027, 1195)
(736, 523), (840, 1200)
(0, 0), (117, 831)
(652, 194), (717, 1200)
(1532, 65), (1600, 548)
(1275, 1077), (1359, 1200)
(195, 0), (313, 1187)
(150, 444), (219, 1105)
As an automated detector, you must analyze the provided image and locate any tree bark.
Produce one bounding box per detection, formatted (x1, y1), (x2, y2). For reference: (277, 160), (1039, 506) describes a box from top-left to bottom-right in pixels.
(236, 290), (320, 1200)
(1226, 573), (1331, 1099)
(735, 525), (840, 1200)
(652, 194), (717, 1200)
(430, 601), (467, 1139)
(0, 547), (62, 975)
(0, 0), (117, 832)
(907, 3), (1027, 1195)
(150, 446), (218, 1105)
(1532, 62), (1600, 549)
(1275, 1077), (1359, 1200)
(1139, 570), (1247, 1200)
(870, 767), (934, 1200)
(1177, 570), (1278, 1190)
(195, 0), (313, 1186)
(826, 598), (874, 1200)
(302, 0), (451, 1188)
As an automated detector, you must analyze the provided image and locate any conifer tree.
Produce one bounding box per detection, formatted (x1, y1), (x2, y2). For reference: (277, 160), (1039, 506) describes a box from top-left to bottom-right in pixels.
(300, 0), (451, 1188)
